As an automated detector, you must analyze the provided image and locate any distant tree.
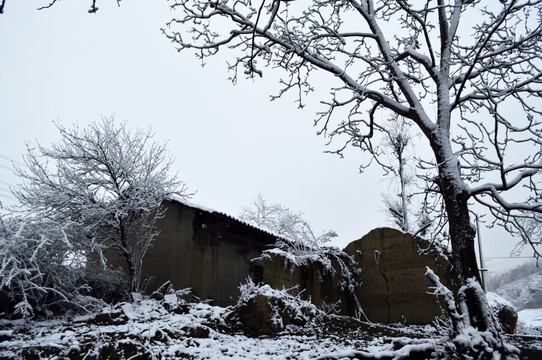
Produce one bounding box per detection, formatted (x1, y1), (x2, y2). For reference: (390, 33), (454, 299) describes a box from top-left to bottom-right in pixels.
(167, 0), (542, 355)
(12, 117), (190, 293)
(379, 120), (415, 233)
(377, 120), (443, 239)
(239, 194), (337, 255)
(508, 213), (542, 261)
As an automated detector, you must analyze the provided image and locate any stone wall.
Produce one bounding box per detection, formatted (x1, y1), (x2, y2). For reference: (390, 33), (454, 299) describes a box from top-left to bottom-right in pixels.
(258, 250), (360, 316)
(259, 228), (452, 324)
(106, 200), (452, 324)
(344, 228), (451, 324)
(107, 199), (276, 306)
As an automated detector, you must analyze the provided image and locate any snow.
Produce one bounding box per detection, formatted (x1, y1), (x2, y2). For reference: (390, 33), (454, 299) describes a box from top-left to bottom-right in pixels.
(486, 292), (515, 310)
(0, 290), (449, 359)
(1, 286), (541, 358)
(518, 309), (542, 334)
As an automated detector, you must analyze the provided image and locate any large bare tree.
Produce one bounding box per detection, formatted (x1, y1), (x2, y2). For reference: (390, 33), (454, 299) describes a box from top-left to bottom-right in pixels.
(13, 118), (190, 293)
(164, 0), (542, 353)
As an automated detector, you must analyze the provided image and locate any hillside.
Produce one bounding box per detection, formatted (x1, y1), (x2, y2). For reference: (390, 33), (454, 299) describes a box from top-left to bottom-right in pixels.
(495, 273), (542, 310)
(488, 263), (542, 311)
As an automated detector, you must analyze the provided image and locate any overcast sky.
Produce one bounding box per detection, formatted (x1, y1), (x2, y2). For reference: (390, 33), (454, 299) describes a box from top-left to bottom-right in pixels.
(0, 1), (535, 273)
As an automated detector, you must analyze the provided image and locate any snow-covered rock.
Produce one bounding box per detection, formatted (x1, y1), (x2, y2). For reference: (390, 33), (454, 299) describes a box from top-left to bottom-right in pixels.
(486, 292), (518, 334)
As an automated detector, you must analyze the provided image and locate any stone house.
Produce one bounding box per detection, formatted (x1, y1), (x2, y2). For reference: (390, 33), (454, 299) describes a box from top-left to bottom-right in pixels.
(124, 197), (277, 306)
(110, 198), (451, 324)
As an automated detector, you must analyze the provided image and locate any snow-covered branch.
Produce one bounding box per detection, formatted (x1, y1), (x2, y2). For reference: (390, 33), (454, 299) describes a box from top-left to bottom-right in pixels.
(170, 0), (542, 348)
(239, 194), (336, 254)
(12, 117), (191, 294)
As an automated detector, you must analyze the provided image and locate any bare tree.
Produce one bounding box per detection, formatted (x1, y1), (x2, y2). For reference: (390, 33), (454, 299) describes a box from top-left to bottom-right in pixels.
(12, 117), (190, 293)
(380, 121), (449, 241)
(239, 194), (337, 254)
(166, 0), (542, 353)
(13, 0), (118, 13)
(508, 213), (542, 261)
(379, 120), (415, 232)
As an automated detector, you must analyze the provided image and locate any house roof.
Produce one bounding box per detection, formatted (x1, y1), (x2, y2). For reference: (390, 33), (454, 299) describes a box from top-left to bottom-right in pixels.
(168, 194), (286, 242)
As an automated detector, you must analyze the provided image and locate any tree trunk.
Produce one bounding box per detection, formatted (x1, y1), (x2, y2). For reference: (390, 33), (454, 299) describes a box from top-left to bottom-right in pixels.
(398, 152), (409, 232)
(119, 223), (138, 294)
(436, 156), (496, 333)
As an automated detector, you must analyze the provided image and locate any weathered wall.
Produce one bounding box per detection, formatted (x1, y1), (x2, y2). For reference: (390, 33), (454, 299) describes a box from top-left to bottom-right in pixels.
(259, 252), (357, 315)
(106, 201), (451, 324)
(109, 199), (275, 306)
(259, 228), (452, 324)
(344, 227), (451, 324)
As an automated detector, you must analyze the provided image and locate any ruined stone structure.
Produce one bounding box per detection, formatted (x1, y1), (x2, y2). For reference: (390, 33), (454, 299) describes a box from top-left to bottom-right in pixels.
(110, 198), (451, 324)
(344, 228), (451, 324)
(109, 198), (276, 306)
(258, 228), (451, 324)
(257, 249), (360, 317)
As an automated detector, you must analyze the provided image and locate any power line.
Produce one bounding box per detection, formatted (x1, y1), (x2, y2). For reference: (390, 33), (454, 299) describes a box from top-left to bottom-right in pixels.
(485, 256), (536, 259)
(0, 164), (14, 172)
(0, 154), (24, 167)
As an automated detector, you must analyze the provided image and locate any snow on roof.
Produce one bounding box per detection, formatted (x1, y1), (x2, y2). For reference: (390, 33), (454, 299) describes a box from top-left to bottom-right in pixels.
(168, 194), (285, 241)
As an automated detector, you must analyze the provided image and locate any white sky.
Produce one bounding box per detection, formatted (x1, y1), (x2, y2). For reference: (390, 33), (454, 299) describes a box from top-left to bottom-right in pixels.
(0, 1), (535, 273)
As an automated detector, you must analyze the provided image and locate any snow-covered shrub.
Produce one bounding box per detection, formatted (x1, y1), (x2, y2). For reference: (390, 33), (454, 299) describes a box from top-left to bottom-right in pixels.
(83, 266), (128, 305)
(239, 196), (367, 316)
(258, 245), (365, 319)
(0, 215), (104, 318)
(233, 279), (326, 335)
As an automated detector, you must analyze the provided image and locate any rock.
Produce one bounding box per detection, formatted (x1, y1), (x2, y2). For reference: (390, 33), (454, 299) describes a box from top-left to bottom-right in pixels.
(92, 310), (127, 325)
(150, 280), (175, 301)
(496, 305), (518, 334)
(487, 292), (518, 334)
(131, 292), (143, 304)
(188, 324), (210, 338)
(0, 329), (13, 341)
(176, 288), (194, 304)
(238, 294), (282, 336)
(233, 283), (325, 336)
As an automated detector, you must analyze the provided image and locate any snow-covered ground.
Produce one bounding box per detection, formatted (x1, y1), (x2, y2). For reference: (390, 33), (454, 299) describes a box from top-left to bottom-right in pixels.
(1, 291), (541, 359)
(518, 309), (542, 334)
(0, 290), (440, 359)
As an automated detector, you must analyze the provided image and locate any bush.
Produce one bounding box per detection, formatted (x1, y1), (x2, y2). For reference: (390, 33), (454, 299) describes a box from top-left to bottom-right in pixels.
(0, 215), (102, 318)
(232, 279), (326, 335)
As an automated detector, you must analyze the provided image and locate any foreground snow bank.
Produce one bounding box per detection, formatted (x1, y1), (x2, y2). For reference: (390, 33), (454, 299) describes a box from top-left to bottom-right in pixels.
(0, 285), (441, 359)
(1, 285), (541, 359)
